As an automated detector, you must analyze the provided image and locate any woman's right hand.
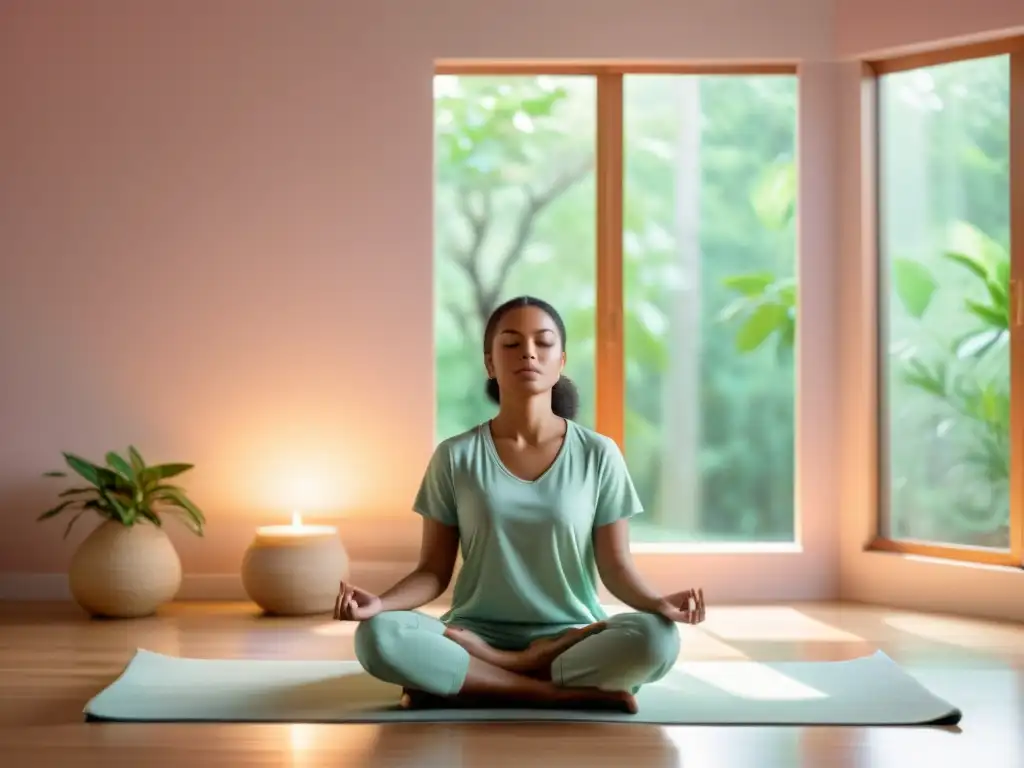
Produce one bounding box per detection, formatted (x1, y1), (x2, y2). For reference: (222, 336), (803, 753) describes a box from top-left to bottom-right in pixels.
(333, 581), (384, 621)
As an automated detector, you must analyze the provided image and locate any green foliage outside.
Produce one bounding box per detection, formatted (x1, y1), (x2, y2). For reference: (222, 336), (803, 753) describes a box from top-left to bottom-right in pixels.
(717, 56), (1012, 548)
(434, 74), (796, 543)
(433, 58), (1010, 548)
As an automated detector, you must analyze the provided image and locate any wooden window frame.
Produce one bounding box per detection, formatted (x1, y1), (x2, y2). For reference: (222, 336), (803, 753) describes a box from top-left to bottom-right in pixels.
(433, 59), (798, 455)
(863, 36), (1024, 568)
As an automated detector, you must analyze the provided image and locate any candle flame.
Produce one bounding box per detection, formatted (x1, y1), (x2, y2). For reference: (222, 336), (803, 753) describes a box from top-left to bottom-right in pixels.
(291, 511), (302, 527)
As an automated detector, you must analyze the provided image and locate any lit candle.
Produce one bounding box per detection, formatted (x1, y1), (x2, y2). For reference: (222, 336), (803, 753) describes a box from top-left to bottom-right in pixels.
(253, 511), (338, 542)
(241, 511), (348, 616)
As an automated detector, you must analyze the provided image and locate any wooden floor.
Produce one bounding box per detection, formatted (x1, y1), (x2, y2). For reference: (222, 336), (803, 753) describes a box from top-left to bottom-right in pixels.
(1, 600), (1023, 767)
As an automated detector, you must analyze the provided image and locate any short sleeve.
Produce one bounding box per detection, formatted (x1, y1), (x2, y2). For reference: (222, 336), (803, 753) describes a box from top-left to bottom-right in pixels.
(594, 437), (644, 527)
(412, 441), (459, 527)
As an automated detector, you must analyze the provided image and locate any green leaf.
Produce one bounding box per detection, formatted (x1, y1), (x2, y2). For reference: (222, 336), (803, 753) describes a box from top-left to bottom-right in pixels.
(63, 510), (88, 539)
(153, 487), (206, 534)
(105, 451), (134, 481)
(155, 487), (206, 523)
(138, 463), (194, 489)
(62, 453), (102, 486)
(128, 446), (146, 474)
(953, 328), (1005, 359)
(138, 506), (163, 527)
(175, 508), (204, 536)
(100, 489), (133, 525)
(82, 499), (116, 521)
(42, 471), (67, 478)
(722, 273), (776, 297)
(892, 258), (937, 319)
(735, 303), (788, 352)
(775, 280), (797, 306)
(777, 319), (796, 357)
(901, 358), (946, 398)
(985, 275), (1008, 312)
(965, 299), (1007, 329)
(718, 296), (752, 323)
(58, 487), (98, 498)
(750, 160), (796, 230)
(37, 499), (78, 521)
(943, 250), (988, 281)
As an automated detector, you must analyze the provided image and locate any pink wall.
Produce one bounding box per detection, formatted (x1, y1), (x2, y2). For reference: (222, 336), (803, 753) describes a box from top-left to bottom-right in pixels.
(5, 1), (1021, 614)
(0, 0), (834, 595)
(836, 0), (1024, 57)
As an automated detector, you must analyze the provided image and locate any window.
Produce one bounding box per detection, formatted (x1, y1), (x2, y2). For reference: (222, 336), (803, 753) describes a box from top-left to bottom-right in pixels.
(433, 75), (597, 437)
(433, 64), (798, 545)
(622, 75), (798, 544)
(872, 41), (1024, 566)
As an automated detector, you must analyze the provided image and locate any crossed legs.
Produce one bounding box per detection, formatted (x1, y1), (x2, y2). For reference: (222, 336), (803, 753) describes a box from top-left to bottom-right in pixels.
(353, 611), (680, 712)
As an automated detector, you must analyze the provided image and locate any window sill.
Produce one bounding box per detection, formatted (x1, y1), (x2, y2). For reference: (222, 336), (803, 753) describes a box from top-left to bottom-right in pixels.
(864, 537), (1023, 573)
(630, 541), (802, 555)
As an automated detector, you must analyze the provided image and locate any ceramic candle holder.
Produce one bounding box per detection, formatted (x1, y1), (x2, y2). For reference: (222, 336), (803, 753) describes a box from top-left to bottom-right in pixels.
(241, 513), (349, 616)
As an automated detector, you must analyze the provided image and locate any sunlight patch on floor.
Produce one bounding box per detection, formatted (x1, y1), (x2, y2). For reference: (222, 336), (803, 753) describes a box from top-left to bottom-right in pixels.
(310, 621), (355, 637)
(701, 607), (863, 642)
(678, 629), (749, 661)
(671, 660), (828, 701)
(288, 724), (377, 768)
(882, 613), (1024, 652)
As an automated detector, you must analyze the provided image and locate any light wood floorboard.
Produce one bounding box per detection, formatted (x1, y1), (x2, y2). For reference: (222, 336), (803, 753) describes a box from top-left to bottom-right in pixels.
(1, 600), (1022, 767)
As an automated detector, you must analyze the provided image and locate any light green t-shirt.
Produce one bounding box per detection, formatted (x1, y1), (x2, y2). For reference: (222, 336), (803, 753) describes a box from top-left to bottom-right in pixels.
(412, 419), (643, 637)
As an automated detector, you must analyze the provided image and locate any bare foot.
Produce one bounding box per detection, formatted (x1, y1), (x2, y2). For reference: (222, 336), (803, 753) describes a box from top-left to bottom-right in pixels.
(445, 622), (606, 677)
(399, 685), (637, 714)
(520, 624), (607, 674)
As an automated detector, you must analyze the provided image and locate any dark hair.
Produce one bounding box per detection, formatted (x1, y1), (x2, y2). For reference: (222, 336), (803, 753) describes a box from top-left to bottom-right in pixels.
(483, 296), (580, 421)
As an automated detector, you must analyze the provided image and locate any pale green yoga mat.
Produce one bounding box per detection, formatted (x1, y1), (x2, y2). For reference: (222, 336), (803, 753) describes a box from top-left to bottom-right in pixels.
(83, 648), (961, 726)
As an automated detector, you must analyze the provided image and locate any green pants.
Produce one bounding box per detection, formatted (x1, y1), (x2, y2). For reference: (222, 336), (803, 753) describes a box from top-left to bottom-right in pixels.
(354, 610), (680, 697)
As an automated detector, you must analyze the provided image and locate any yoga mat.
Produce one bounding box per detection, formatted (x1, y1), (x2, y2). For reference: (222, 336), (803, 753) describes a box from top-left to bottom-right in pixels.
(83, 648), (961, 726)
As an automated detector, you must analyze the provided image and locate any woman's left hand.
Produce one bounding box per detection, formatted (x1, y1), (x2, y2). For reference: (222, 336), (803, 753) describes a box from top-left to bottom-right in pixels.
(656, 588), (706, 625)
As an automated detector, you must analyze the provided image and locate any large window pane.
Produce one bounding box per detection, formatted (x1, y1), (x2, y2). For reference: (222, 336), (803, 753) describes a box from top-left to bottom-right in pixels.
(879, 56), (1011, 549)
(622, 75), (799, 543)
(433, 76), (596, 438)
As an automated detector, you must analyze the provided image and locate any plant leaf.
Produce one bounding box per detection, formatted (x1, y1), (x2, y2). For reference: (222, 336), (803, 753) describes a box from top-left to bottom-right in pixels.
(721, 273), (776, 297)
(63, 510), (88, 539)
(62, 453), (102, 485)
(105, 451), (134, 481)
(172, 509), (204, 536)
(128, 446), (146, 474)
(138, 506), (162, 527)
(42, 471), (67, 478)
(750, 160), (796, 230)
(138, 463), (194, 489)
(154, 487), (206, 524)
(100, 489), (133, 525)
(82, 499), (116, 521)
(58, 487), (99, 498)
(153, 487), (206, 532)
(892, 258), (937, 319)
(735, 303), (788, 352)
(943, 250), (988, 281)
(37, 499), (78, 521)
(953, 328), (1006, 359)
(965, 299), (1008, 329)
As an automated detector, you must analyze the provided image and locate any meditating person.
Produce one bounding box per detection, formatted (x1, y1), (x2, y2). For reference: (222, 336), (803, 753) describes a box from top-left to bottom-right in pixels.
(334, 295), (706, 713)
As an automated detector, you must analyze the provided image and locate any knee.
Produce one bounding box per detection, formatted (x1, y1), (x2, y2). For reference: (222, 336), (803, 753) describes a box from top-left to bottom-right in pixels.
(354, 612), (407, 679)
(617, 612), (681, 671)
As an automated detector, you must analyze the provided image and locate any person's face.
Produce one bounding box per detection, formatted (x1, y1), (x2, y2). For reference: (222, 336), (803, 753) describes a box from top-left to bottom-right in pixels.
(486, 306), (566, 399)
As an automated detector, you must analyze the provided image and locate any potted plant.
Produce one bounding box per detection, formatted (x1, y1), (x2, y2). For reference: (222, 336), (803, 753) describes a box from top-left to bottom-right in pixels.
(38, 446), (205, 619)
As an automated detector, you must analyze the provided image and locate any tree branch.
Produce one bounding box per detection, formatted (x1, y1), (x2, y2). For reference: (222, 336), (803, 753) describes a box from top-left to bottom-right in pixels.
(481, 154), (594, 326)
(451, 186), (493, 331)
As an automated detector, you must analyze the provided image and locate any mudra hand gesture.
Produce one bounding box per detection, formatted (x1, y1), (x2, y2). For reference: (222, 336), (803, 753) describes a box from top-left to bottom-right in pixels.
(333, 581), (383, 621)
(656, 588), (706, 625)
